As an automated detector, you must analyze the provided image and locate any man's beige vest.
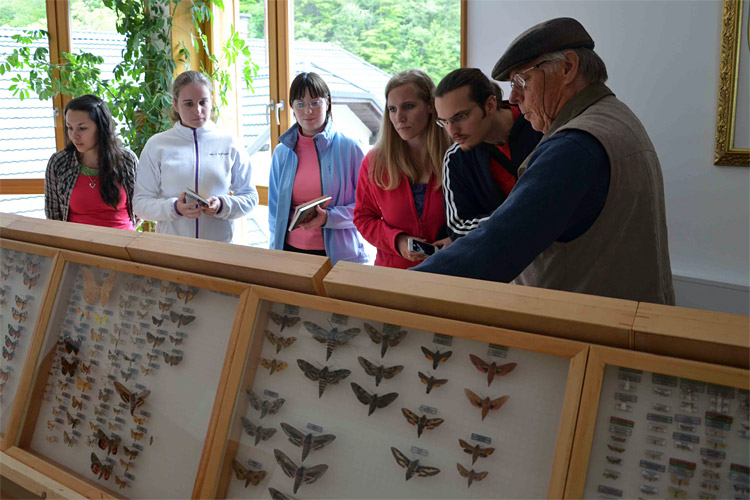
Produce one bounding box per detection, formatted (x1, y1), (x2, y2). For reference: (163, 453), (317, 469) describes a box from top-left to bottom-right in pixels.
(513, 95), (675, 305)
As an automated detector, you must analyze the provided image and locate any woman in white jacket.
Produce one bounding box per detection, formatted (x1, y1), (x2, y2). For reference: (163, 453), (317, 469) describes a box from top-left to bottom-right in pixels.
(134, 71), (258, 242)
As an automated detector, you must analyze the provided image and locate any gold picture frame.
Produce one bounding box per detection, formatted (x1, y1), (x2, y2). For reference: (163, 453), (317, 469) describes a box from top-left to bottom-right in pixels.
(714, 0), (750, 166)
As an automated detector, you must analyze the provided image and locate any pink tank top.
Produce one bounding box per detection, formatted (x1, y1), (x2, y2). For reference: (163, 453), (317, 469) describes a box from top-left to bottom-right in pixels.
(68, 175), (134, 230)
(286, 133), (325, 250)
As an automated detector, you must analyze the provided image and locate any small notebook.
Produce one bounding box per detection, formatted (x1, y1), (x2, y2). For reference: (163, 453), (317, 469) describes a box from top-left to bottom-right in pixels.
(288, 195), (332, 232)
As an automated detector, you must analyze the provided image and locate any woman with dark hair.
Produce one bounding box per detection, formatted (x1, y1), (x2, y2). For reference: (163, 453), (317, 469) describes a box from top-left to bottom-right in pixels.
(134, 70), (257, 242)
(44, 94), (138, 229)
(268, 72), (368, 264)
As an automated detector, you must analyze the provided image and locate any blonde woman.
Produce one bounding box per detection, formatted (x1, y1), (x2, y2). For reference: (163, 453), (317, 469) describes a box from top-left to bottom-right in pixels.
(354, 69), (451, 269)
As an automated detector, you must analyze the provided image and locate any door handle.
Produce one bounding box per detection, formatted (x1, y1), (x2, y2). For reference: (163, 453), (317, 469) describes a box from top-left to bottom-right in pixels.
(275, 100), (285, 126)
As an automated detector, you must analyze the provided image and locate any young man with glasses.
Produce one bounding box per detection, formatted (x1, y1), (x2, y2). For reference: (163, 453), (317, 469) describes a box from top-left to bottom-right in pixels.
(415, 18), (674, 305)
(434, 68), (541, 240)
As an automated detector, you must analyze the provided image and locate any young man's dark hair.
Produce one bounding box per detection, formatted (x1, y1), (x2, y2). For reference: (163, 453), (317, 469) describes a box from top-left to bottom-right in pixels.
(435, 68), (507, 112)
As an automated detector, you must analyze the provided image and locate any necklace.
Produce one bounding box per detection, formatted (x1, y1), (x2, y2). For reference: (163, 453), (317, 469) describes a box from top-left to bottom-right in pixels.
(79, 164), (99, 189)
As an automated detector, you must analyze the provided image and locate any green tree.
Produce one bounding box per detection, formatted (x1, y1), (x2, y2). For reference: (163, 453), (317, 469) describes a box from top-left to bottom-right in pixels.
(0, 0), (46, 28)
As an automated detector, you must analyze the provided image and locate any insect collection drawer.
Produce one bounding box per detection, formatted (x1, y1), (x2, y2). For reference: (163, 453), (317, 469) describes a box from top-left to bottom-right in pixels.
(203, 286), (589, 499)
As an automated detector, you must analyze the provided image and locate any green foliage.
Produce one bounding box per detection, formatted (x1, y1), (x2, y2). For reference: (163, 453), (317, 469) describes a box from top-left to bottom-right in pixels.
(239, 0), (264, 39)
(0, 0), (46, 29)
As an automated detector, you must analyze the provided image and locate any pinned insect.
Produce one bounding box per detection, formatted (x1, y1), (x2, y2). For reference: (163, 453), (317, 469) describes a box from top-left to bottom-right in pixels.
(123, 446), (139, 460)
(168, 335), (184, 346)
(151, 316), (163, 327)
(464, 389), (509, 421)
(96, 429), (121, 456)
(80, 363), (91, 375)
(169, 311), (195, 328)
(63, 338), (81, 355)
(72, 396), (83, 410)
(146, 332), (165, 348)
(63, 430), (75, 446)
(81, 269), (117, 307)
(14, 294), (28, 310)
(7, 325), (22, 339)
(297, 360), (351, 397)
(93, 312), (108, 326)
(273, 449), (328, 493)
(157, 300), (172, 312)
(303, 321), (360, 361)
(90, 452), (113, 480)
(417, 371), (448, 394)
(119, 459), (134, 472)
(458, 439), (495, 464)
(261, 358), (288, 375)
(77, 376), (91, 392)
(421, 346), (452, 369)
(280, 422), (336, 461)
(390, 447), (440, 481)
(401, 408), (444, 438)
(12, 307), (27, 323)
(176, 286), (197, 304)
(264, 330), (296, 354)
(269, 312), (301, 332)
(240, 417), (277, 446)
(232, 460), (267, 487)
(357, 357), (403, 387)
(4, 335), (18, 350)
(468, 354), (517, 386)
(350, 382), (398, 416)
(119, 296), (133, 310)
(114, 476), (128, 489)
(23, 272), (40, 289)
(246, 390), (285, 418)
(363, 323), (408, 358)
(113, 380), (151, 415)
(66, 411), (80, 429)
(131, 429), (144, 441)
(162, 352), (183, 366)
(456, 463), (488, 488)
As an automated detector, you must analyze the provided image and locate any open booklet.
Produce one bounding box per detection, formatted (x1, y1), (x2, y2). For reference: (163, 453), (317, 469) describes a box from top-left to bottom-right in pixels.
(288, 195), (332, 232)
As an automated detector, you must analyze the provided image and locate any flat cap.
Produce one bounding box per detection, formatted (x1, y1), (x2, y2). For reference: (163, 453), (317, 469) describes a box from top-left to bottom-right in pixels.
(492, 17), (594, 81)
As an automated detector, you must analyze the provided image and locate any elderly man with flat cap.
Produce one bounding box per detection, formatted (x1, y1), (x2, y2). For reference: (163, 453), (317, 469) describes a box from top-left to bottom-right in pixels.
(414, 17), (674, 305)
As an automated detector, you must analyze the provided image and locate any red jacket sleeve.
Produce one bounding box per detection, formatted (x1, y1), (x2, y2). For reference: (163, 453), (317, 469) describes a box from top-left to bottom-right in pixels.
(354, 155), (404, 255)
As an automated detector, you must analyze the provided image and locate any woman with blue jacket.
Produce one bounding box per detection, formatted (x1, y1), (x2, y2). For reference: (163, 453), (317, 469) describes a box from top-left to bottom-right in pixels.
(268, 72), (368, 264)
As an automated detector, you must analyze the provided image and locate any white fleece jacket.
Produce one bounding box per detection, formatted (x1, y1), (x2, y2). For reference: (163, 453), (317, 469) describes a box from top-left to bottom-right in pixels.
(134, 120), (258, 242)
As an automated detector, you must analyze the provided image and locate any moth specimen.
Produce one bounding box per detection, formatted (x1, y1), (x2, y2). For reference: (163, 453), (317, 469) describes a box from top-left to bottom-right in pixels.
(63, 338), (81, 355)
(232, 460), (267, 487)
(401, 408), (444, 437)
(357, 356), (403, 386)
(268, 488), (293, 500)
(261, 358), (288, 375)
(77, 376), (91, 392)
(458, 439), (495, 464)
(162, 352), (183, 366)
(90, 452), (113, 480)
(468, 354), (517, 386)
(93, 312), (108, 325)
(96, 429), (121, 456)
(464, 389), (509, 421)
(390, 447), (440, 481)
(61, 357), (79, 377)
(417, 371), (448, 394)
(273, 449), (328, 493)
(421, 346), (452, 369)
(23, 272), (39, 289)
(123, 446), (139, 460)
(350, 382), (398, 416)
(176, 286), (197, 304)
(363, 323), (408, 358)
(81, 268), (117, 307)
(280, 422), (336, 461)
(113, 380), (151, 415)
(240, 416), (277, 446)
(246, 389), (285, 418)
(268, 312), (301, 332)
(264, 330), (296, 353)
(66, 411), (80, 429)
(456, 463), (488, 488)
(170, 311), (195, 328)
(146, 332), (165, 347)
(63, 431), (75, 446)
(114, 476), (128, 489)
(303, 321), (360, 361)
(297, 360), (351, 397)
(11, 307), (27, 322)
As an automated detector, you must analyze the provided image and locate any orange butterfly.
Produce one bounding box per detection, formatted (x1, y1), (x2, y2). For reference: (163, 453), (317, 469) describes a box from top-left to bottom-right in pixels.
(131, 429), (144, 441)
(76, 376), (91, 393)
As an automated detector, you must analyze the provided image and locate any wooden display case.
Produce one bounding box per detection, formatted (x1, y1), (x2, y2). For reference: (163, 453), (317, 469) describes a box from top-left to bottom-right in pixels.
(201, 286), (590, 499)
(565, 346), (749, 499)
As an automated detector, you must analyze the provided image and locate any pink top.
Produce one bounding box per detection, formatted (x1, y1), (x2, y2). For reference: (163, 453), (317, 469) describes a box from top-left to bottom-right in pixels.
(68, 175), (134, 230)
(286, 133), (324, 250)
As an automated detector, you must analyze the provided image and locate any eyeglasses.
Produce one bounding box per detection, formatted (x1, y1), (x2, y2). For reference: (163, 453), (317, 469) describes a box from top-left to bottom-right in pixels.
(509, 60), (549, 90)
(435, 105), (479, 128)
(293, 98), (326, 110)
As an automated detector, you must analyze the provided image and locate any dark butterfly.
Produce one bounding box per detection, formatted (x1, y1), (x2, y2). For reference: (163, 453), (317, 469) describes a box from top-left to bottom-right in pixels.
(3, 347), (14, 361)
(176, 286), (197, 304)
(119, 296), (133, 309)
(80, 363), (91, 375)
(303, 321), (360, 361)
(63, 338), (81, 355)
(457, 463), (488, 488)
(72, 396), (83, 410)
(240, 416), (277, 446)
(350, 382), (398, 416)
(169, 311), (195, 328)
(417, 371), (448, 394)
(169, 335), (183, 346)
(66, 411), (80, 429)
(469, 354), (517, 386)
(4, 335), (18, 350)
(26, 260), (39, 274)
(264, 330), (296, 354)
(159, 283), (175, 295)
(123, 446), (139, 460)
(97, 429), (121, 455)
(246, 389), (285, 418)
(61, 357), (79, 377)
(458, 438), (495, 464)
(114, 476), (128, 489)
(464, 389), (509, 421)
(147, 332), (165, 347)
(232, 460), (267, 487)
(151, 315), (163, 327)
(421, 346), (452, 369)
(113, 380), (151, 415)
(357, 357), (403, 387)
(296, 359), (351, 398)
(157, 300), (172, 312)
(401, 408), (444, 438)
(273, 448), (328, 494)
(14, 294), (28, 310)
(280, 422), (336, 461)
(163, 352), (183, 366)
(23, 272), (40, 289)
(120, 370), (134, 382)
(90, 452), (113, 480)
(261, 358), (288, 375)
(268, 312), (301, 332)
(363, 323), (408, 358)
(390, 447), (440, 481)
(7, 325), (22, 338)
(268, 488), (293, 500)
(145, 352), (159, 362)
(63, 430), (75, 447)
(11, 307), (27, 323)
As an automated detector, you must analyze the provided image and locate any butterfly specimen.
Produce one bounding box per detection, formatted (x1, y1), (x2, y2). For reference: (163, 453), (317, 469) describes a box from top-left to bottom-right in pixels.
(417, 371), (448, 394)
(240, 417), (277, 446)
(77, 376), (91, 392)
(120, 369), (135, 381)
(358, 357), (404, 386)
(131, 429), (144, 441)
(157, 300), (172, 312)
(119, 296), (133, 310)
(63, 338), (81, 355)
(297, 360), (351, 398)
(72, 396), (83, 410)
(119, 459), (134, 472)
(169, 335), (184, 346)
(140, 364), (153, 375)
(0, 369), (9, 381)
(93, 312), (108, 326)
(45, 435), (57, 443)
(0, 271), (9, 281)
(123, 446), (139, 460)
(169, 311), (196, 328)
(124, 280), (138, 292)
(176, 286), (197, 304)
(107, 350), (118, 362)
(160, 282), (175, 295)
(11, 307), (27, 323)
(151, 316), (163, 327)
(464, 389), (510, 421)
(401, 408), (444, 438)
(421, 346), (452, 369)
(23, 272), (40, 289)
(458, 439), (495, 464)
(81, 268), (117, 307)
(469, 355), (517, 386)
(3, 347), (15, 361)
(162, 352), (183, 366)
(363, 323), (408, 358)
(114, 476), (128, 489)
(264, 330), (296, 354)
(390, 447), (440, 481)
(14, 294), (28, 310)
(132, 415), (146, 425)
(136, 310), (148, 319)
(232, 460), (267, 487)
(246, 390), (286, 418)
(5, 335), (18, 350)
(303, 321), (360, 361)
(142, 286), (153, 294)
(280, 422), (336, 461)
(47, 420), (56, 430)
(113, 380), (151, 415)
(63, 431), (75, 447)
(8, 325), (22, 338)
(145, 352), (159, 362)
(52, 408), (62, 417)
(90, 453), (113, 480)
(350, 382), (399, 416)
(146, 332), (165, 347)
(456, 463), (488, 488)
(57, 380), (67, 391)
(61, 358), (79, 377)
(90, 329), (102, 343)
(268, 312), (301, 332)
(274, 449), (328, 494)
(80, 363), (91, 375)
(89, 421), (99, 431)
(93, 405), (105, 416)
(97, 429), (121, 455)
(261, 358), (288, 375)
(66, 411), (80, 429)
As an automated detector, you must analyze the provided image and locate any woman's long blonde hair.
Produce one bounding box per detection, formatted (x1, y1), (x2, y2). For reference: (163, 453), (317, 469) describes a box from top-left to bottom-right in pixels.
(370, 70), (450, 191)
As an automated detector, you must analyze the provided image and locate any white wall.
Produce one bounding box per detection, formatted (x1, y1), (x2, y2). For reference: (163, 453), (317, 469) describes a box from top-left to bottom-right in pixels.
(468, 0), (749, 315)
